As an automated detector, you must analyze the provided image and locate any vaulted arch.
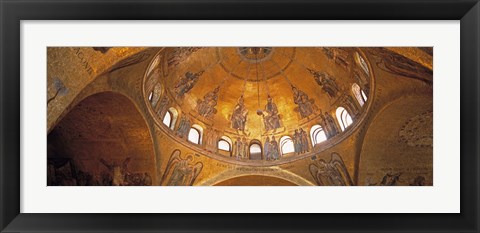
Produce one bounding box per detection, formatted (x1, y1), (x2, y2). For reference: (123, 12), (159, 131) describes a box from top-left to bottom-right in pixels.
(47, 92), (157, 186)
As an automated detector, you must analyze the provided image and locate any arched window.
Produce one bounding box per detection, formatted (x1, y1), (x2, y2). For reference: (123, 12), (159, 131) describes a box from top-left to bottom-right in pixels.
(146, 54), (161, 76)
(145, 71), (159, 98)
(336, 107), (353, 131)
(361, 90), (368, 102)
(162, 111), (172, 127)
(310, 125), (327, 146)
(188, 128), (200, 144)
(188, 124), (203, 145)
(280, 136), (295, 155)
(151, 83), (163, 107)
(148, 91), (154, 101)
(218, 136), (232, 152)
(352, 83), (367, 106)
(355, 52), (369, 74)
(167, 107), (178, 130)
(249, 142), (263, 160)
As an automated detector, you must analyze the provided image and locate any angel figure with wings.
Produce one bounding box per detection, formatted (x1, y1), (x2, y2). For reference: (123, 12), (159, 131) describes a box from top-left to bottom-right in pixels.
(309, 153), (353, 186)
(160, 150), (203, 186)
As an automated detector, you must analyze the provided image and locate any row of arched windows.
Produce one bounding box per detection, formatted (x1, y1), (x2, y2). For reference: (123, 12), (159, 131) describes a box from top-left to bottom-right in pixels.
(155, 82), (368, 159)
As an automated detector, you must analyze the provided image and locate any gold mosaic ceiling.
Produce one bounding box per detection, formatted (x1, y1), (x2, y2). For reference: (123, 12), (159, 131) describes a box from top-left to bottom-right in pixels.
(145, 47), (372, 140)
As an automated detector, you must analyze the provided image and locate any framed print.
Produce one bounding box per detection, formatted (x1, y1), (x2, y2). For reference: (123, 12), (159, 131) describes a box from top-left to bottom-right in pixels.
(1, 0), (479, 232)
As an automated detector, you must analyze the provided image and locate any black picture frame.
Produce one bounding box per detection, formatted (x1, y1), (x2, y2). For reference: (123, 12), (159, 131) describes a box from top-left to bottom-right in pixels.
(1, 0), (479, 232)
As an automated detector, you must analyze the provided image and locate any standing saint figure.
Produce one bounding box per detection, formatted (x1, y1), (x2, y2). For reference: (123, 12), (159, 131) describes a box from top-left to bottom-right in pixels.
(264, 137), (271, 160)
(196, 87), (219, 119)
(234, 137), (243, 159)
(300, 128), (310, 153)
(176, 115), (191, 139)
(204, 129), (217, 152)
(307, 69), (340, 98)
(241, 137), (248, 159)
(292, 86), (315, 118)
(293, 129), (302, 155)
(231, 96), (248, 133)
(262, 96), (281, 131)
(325, 112), (338, 137)
(269, 136), (280, 160)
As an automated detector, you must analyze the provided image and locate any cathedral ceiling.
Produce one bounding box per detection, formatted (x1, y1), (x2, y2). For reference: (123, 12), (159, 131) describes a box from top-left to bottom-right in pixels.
(46, 46), (433, 186)
(145, 47), (385, 142)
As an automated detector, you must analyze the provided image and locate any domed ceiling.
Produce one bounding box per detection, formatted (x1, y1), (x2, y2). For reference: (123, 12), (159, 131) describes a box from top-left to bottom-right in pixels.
(144, 47), (372, 160)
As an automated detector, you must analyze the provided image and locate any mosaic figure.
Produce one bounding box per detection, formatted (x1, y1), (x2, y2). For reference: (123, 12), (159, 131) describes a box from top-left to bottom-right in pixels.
(340, 94), (360, 120)
(262, 96), (281, 131)
(309, 153), (353, 186)
(307, 69), (340, 98)
(321, 111), (338, 138)
(167, 47), (202, 68)
(366, 47), (432, 85)
(47, 78), (69, 105)
(264, 137), (271, 160)
(160, 150), (203, 186)
(234, 137), (243, 159)
(292, 86), (316, 119)
(379, 173), (402, 186)
(143, 172), (153, 186)
(241, 137), (248, 159)
(196, 86), (219, 119)
(231, 95), (248, 132)
(47, 158), (77, 186)
(293, 129), (302, 155)
(204, 129), (217, 152)
(100, 157), (131, 186)
(322, 47), (350, 70)
(300, 128), (310, 153)
(175, 115), (191, 139)
(150, 83), (163, 108)
(173, 71), (203, 99)
(267, 136), (280, 160)
(156, 96), (170, 119)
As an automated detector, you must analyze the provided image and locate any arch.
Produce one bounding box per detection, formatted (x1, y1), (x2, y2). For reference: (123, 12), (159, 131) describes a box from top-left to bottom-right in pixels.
(162, 111), (172, 128)
(148, 91), (154, 101)
(218, 136), (232, 152)
(150, 83), (163, 108)
(188, 124), (204, 145)
(354, 52), (370, 74)
(167, 107), (178, 130)
(146, 54), (161, 77)
(310, 124), (327, 146)
(145, 70), (159, 96)
(47, 91), (157, 186)
(249, 140), (263, 160)
(357, 94), (433, 186)
(214, 175), (299, 186)
(280, 136), (295, 155)
(197, 168), (315, 186)
(336, 107), (353, 131)
(361, 89), (368, 102)
(352, 83), (366, 107)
